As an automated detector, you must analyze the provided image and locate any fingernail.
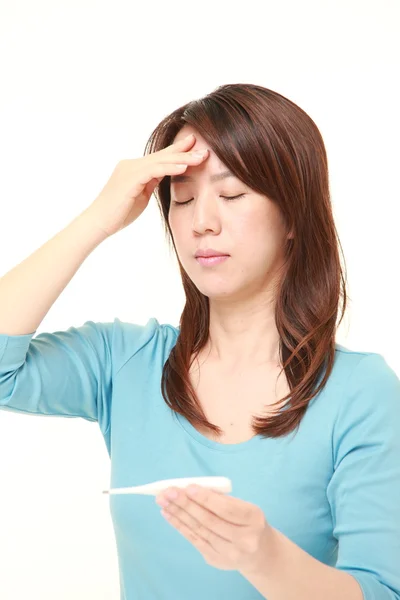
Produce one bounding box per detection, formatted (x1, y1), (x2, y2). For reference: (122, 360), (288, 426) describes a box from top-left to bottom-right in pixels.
(193, 149), (208, 157)
(156, 496), (170, 507)
(186, 485), (199, 497)
(165, 489), (178, 500)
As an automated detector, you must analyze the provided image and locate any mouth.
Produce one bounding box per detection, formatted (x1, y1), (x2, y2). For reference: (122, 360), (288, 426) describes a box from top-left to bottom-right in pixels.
(195, 255), (229, 266)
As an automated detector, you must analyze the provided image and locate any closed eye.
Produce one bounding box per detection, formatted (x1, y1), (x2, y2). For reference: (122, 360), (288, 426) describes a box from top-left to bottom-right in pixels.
(171, 194), (246, 207)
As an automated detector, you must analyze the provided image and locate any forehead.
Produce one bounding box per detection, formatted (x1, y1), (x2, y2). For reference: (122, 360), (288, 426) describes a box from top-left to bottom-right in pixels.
(172, 128), (231, 184)
(173, 125), (202, 144)
(173, 125), (248, 177)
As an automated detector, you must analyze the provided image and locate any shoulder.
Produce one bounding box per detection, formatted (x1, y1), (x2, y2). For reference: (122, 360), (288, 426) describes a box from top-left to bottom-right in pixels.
(308, 344), (400, 442)
(110, 317), (179, 374)
(329, 344), (400, 456)
(312, 344), (399, 410)
(332, 343), (400, 405)
(331, 343), (397, 384)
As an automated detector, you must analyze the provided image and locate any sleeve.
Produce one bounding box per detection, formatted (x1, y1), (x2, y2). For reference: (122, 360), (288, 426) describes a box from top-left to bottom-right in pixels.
(0, 320), (115, 437)
(326, 353), (400, 600)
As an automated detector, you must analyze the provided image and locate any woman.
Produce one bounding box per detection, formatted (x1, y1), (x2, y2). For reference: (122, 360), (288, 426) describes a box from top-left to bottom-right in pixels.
(0, 83), (399, 600)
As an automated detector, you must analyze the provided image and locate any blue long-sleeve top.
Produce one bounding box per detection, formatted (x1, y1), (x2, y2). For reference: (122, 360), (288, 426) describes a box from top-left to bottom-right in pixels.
(1, 317), (399, 600)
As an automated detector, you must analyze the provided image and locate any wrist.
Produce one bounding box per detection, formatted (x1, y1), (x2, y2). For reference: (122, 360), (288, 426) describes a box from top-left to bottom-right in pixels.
(74, 208), (111, 244)
(240, 522), (277, 579)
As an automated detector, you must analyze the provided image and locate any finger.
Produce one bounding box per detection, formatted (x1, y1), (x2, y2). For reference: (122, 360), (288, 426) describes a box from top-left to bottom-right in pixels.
(185, 486), (256, 525)
(158, 490), (235, 542)
(132, 162), (189, 191)
(130, 151), (208, 197)
(160, 507), (224, 560)
(155, 134), (196, 158)
(163, 133), (196, 153)
(143, 177), (160, 198)
(153, 148), (209, 166)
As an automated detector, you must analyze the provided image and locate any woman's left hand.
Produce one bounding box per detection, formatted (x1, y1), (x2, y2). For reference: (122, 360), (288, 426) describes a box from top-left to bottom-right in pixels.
(155, 484), (272, 573)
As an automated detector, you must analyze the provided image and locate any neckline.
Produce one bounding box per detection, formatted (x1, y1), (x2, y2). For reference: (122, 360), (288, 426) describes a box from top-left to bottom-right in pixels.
(174, 410), (268, 453)
(168, 330), (343, 452)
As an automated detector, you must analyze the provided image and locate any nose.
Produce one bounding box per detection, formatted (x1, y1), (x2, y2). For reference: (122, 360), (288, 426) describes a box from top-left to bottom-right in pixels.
(191, 195), (222, 235)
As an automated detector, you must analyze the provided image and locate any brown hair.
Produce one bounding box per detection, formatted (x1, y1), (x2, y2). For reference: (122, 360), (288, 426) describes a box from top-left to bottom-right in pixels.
(144, 83), (348, 439)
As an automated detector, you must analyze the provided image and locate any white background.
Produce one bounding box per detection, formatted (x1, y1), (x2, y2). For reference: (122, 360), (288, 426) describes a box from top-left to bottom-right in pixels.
(0, 0), (399, 598)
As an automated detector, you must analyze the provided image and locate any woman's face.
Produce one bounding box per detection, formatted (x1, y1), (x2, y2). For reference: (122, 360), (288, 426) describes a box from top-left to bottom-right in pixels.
(168, 126), (291, 302)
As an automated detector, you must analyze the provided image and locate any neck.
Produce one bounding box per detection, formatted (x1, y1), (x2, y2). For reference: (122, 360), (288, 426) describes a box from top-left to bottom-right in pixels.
(206, 290), (281, 369)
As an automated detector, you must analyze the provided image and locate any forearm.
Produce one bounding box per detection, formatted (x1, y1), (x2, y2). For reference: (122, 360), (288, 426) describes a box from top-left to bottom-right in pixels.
(0, 209), (108, 336)
(240, 526), (363, 600)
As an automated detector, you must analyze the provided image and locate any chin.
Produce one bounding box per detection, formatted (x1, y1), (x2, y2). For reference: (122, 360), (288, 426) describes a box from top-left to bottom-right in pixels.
(192, 278), (242, 299)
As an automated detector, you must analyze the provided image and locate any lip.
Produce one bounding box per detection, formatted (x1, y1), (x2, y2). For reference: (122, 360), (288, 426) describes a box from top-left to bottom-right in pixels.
(194, 249), (229, 258)
(195, 255), (229, 266)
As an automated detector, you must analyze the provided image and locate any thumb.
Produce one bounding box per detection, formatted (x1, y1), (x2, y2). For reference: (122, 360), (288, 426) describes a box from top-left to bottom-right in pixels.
(144, 177), (162, 198)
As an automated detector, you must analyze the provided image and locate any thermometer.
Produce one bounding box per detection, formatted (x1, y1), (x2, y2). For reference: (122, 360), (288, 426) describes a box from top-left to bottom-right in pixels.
(103, 476), (232, 496)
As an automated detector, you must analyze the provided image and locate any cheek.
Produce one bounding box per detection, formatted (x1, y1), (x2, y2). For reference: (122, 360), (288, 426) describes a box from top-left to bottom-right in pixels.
(168, 213), (189, 257)
(235, 210), (285, 260)
(168, 212), (180, 240)
(235, 210), (272, 242)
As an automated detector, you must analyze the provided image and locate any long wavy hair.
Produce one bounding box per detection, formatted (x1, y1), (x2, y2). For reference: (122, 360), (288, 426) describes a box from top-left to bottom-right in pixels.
(144, 83), (348, 439)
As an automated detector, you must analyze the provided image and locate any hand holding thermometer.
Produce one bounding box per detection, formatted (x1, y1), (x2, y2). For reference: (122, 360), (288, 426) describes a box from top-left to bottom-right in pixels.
(103, 476), (232, 496)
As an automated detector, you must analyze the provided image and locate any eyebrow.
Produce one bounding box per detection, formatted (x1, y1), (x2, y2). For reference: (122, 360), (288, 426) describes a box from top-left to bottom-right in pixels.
(170, 170), (235, 184)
